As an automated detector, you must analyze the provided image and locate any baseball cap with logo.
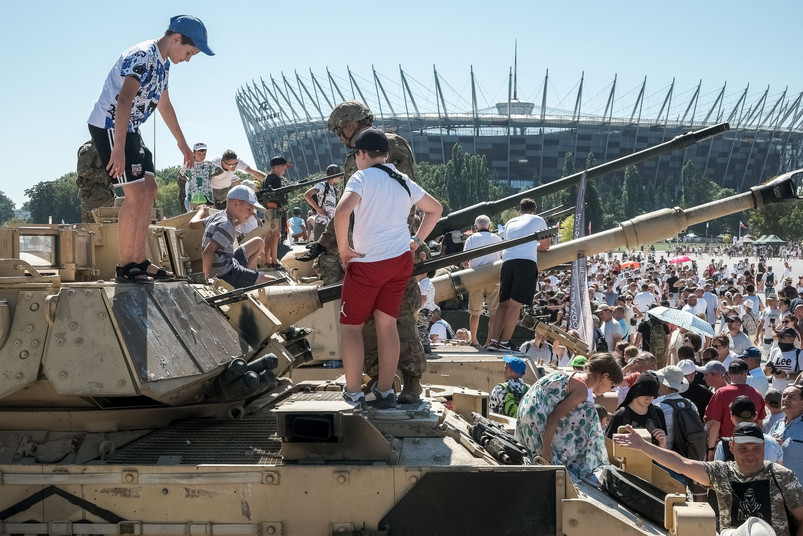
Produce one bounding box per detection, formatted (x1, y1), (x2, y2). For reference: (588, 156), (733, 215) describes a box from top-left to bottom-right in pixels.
(732, 422), (764, 444)
(168, 15), (214, 56)
(192, 142), (207, 151)
(226, 184), (265, 211)
(503, 355), (527, 375)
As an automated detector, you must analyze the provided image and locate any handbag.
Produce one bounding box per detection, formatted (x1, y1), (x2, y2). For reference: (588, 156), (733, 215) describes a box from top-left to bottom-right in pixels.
(770, 464), (800, 534)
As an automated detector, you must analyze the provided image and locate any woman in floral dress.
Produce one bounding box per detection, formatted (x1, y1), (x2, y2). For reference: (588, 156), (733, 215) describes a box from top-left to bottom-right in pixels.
(515, 353), (623, 481)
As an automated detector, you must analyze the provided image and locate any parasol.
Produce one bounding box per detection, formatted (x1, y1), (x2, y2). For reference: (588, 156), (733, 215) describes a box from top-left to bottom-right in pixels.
(646, 306), (714, 337)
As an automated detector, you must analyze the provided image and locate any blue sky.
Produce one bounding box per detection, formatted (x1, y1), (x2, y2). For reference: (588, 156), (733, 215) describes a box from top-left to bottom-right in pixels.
(2, 0), (802, 207)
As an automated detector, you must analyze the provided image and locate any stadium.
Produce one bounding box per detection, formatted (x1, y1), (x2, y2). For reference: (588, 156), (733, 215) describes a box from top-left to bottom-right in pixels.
(236, 66), (803, 192)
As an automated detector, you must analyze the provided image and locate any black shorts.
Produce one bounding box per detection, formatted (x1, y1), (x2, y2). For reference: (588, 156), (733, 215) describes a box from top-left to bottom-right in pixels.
(88, 125), (155, 185)
(219, 247), (259, 289)
(499, 258), (538, 305)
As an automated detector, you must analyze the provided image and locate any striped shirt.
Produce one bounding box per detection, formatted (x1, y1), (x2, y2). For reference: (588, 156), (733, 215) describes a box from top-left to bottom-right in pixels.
(201, 211), (238, 276)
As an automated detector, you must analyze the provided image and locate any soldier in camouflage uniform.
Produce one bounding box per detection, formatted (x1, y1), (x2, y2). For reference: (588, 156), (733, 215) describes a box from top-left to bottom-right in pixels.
(76, 140), (115, 223)
(305, 101), (427, 403)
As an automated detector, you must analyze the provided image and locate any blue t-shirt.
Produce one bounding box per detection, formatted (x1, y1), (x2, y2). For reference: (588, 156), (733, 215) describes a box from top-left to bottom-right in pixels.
(88, 40), (170, 131)
(770, 415), (803, 483)
(287, 216), (305, 236)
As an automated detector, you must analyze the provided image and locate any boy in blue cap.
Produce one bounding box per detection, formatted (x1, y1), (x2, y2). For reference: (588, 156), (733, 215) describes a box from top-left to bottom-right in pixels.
(88, 15), (214, 282)
(489, 356), (530, 417)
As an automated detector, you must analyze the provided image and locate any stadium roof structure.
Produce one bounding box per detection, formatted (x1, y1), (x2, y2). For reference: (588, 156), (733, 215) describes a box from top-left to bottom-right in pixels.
(236, 65), (803, 192)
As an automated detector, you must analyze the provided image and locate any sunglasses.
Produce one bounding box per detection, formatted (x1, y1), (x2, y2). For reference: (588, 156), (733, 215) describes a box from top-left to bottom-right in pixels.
(711, 344), (722, 349)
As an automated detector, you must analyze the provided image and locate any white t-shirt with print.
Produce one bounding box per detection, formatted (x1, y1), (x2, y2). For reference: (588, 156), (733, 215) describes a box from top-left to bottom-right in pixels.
(209, 157), (251, 190)
(89, 40), (169, 131)
(311, 181), (338, 224)
(344, 164), (425, 264)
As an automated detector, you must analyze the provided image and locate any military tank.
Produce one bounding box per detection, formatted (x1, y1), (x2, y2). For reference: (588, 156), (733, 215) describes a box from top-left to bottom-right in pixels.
(2, 129), (801, 535)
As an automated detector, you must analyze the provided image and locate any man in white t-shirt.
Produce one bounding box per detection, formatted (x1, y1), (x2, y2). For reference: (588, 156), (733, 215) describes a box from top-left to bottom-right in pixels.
(632, 284), (656, 318)
(335, 128), (442, 409)
(208, 150), (266, 209)
(460, 214), (502, 347)
(486, 198), (550, 352)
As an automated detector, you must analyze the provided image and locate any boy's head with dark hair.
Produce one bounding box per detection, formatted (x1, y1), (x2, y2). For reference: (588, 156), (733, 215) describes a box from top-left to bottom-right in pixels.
(677, 345), (695, 361)
(520, 198), (536, 214)
(222, 149), (238, 161)
(353, 128), (389, 161)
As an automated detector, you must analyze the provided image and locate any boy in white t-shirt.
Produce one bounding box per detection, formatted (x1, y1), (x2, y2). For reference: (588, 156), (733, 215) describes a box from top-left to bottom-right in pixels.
(335, 129), (442, 409)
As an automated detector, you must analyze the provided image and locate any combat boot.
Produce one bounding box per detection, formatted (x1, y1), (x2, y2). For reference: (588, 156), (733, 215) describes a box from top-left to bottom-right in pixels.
(397, 374), (422, 404)
(297, 242), (324, 262)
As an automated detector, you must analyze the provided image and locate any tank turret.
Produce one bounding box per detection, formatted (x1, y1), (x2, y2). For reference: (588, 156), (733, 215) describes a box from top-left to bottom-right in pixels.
(428, 122), (730, 238)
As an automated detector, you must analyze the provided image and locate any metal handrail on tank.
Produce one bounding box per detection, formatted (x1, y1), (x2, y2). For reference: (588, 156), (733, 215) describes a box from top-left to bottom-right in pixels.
(426, 122), (731, 239)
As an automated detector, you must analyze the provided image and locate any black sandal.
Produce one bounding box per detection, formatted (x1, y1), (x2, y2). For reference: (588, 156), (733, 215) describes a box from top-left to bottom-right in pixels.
(116, 262), (153, 283)
(139, 260), (175, 281)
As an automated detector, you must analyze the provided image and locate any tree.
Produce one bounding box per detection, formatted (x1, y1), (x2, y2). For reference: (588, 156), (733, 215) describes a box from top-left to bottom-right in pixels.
(621, 165), (641, 219)
(153, 166), (182, 218)
(24, 173), (81, 224)
(0, 191), (15, 225)
(558, 214), (574, 243)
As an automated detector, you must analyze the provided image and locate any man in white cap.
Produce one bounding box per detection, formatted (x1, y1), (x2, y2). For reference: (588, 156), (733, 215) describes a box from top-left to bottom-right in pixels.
(614, 421), (803, 536)
(189, 185), (275, 288)
(461, 214), (502, 347)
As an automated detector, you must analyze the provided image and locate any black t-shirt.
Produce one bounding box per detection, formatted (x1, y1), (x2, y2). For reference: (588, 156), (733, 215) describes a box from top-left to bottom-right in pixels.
(260, 173), (286, 207)
(605, 404), (667, 440)
(666, 276), (679, 293)
(682, 382), (713, 420)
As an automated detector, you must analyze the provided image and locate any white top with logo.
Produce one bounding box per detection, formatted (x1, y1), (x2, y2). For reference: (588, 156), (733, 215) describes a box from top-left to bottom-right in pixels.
(311, 181), (338, 224)
(344, 164), (425, 263)
(88, 40), (169, 131)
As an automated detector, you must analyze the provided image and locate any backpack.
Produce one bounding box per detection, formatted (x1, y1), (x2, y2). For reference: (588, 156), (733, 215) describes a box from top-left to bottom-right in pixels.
(502, 382), (530, 418)
(595, 329), (608, 352)
(663, 398), (707, 460)
(311, 182), (332, 207)
(765, 272), (775, 287)
(648, 318), (668, 361)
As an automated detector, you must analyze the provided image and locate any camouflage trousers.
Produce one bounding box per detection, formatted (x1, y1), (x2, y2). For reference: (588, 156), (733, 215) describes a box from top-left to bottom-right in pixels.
(417, 308), (432, 353)
(363, 277), (426, 382)
(313, 250), (345, 285)
(79, 189), (115, 223)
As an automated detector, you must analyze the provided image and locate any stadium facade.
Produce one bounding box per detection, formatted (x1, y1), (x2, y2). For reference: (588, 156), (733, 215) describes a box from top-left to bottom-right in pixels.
(236, 67), (803, 192)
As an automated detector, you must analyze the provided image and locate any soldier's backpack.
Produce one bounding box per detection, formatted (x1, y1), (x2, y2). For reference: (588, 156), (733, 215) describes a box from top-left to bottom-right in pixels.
(663, 398), (707, 460)
(649, 318), (668, 362)
(502, 382), (530, 418)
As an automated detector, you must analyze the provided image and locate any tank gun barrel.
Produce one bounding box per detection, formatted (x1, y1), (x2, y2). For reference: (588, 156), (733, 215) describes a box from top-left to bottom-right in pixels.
(431, 169), (803, 303)
(427, 122), (730, 239)
(257, 171), (344, 204)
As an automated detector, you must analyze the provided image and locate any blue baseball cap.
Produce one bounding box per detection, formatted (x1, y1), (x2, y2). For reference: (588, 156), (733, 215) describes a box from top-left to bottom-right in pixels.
(168, 15), (214, 56)
(738, 346), (762, 360)
(503, 355), (527, 375)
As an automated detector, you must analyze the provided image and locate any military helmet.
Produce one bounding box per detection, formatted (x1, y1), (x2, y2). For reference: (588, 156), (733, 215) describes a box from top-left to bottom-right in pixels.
(328, 101), (374, 132)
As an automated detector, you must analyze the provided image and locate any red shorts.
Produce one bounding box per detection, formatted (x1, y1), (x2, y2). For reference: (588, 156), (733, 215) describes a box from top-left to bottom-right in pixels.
(340, 251), (413, 325)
